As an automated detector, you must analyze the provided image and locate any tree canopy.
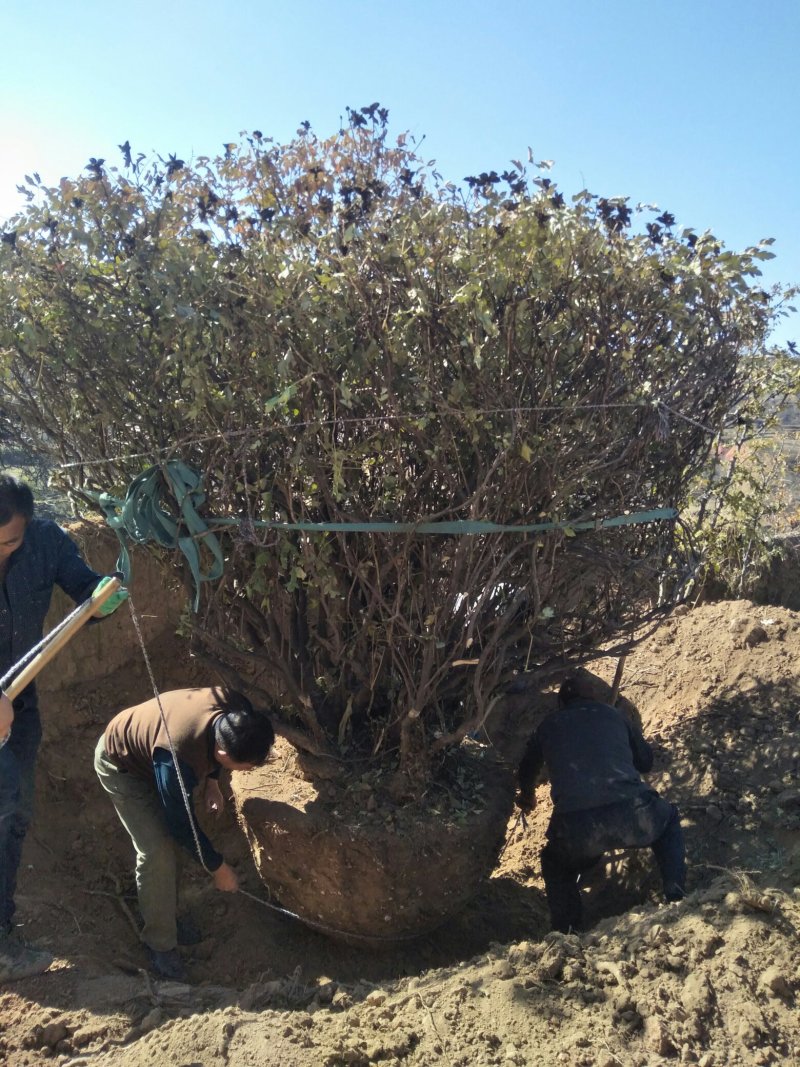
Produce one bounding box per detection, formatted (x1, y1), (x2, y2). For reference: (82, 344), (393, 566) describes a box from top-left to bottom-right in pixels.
(1, 106), (796, 778)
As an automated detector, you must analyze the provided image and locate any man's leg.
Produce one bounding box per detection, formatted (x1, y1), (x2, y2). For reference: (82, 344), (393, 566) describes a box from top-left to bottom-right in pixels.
(0, 708), (42, 930)
(540, 840), (584, 932)
(649, 802), (686, 902)
(0, 708), (53, 979)
(602, 794), (687, 903)
(0, 741), (22, 934)
(543, 809), (616, 932)
(541, 809), (607, 933)
(93, 738), (179, 952)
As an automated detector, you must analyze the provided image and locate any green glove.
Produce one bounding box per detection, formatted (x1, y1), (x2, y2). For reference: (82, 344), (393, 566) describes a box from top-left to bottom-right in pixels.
(92, 576), (130, 616)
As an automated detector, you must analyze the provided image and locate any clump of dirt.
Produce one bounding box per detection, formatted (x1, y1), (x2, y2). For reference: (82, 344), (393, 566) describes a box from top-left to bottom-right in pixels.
(1, 549), (799, 1066)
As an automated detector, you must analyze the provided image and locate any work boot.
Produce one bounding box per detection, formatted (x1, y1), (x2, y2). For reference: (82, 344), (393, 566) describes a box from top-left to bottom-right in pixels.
(146, 947), (188, 982)
(0, 931), (54, 982)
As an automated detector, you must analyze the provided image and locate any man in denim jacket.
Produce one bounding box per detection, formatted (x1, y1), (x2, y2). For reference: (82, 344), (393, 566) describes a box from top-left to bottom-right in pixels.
(0, 475), (127, 980)
(517, 674), (686, 933)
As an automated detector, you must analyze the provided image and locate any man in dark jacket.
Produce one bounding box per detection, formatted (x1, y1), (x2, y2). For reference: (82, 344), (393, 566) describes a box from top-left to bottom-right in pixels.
(517, 675), (685, 933)
(0, 475), (127, 981)
(94, 686), (275, 981)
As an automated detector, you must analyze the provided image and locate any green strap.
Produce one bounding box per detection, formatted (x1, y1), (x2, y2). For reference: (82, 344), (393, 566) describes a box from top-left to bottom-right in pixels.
(88, 460), (678, 611)
(86, 462), (224, 610)
(208, 509), (677, 535)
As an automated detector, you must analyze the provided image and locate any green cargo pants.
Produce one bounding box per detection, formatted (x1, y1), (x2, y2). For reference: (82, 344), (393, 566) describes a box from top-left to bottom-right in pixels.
(94, 736), (178, 952)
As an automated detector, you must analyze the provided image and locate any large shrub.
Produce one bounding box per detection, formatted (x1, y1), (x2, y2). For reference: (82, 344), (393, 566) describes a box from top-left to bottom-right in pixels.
(0, 107), (795, 779)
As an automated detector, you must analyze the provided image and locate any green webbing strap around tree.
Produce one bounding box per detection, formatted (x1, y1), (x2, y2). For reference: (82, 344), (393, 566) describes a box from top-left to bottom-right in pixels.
(207, 510), (678, 535)
(88, 459), (678, 611)
(85, 462), (225, 610)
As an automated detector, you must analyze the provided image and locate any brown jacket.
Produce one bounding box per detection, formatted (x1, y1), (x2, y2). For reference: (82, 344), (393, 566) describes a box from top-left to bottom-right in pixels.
(104, 687), (225, 781)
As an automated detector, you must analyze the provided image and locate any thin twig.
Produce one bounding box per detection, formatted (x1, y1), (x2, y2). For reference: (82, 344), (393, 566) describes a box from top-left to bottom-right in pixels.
(415, 992), (454, 1067)
(81, 888), (141, 941)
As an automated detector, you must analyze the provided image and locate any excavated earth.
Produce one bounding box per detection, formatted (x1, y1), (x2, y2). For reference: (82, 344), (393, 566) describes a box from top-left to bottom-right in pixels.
(1, 524), (799, 1066)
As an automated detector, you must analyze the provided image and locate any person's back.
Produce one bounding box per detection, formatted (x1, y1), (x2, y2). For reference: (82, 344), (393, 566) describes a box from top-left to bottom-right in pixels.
(532, 699), (653, 814)
(516, 676), (685, 933)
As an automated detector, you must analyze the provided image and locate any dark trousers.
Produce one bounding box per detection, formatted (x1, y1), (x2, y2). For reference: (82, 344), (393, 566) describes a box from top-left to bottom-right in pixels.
(0, 708), (42, 930)
(541, 792), (686, 933)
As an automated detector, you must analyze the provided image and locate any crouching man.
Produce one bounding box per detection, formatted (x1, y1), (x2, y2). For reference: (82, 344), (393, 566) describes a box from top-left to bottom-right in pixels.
(95, 687), (274, 980)
(517, 675), (686, 933)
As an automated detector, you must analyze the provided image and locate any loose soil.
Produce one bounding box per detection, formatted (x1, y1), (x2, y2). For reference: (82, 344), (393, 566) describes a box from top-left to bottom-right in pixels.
(1, 526), (799, 1065)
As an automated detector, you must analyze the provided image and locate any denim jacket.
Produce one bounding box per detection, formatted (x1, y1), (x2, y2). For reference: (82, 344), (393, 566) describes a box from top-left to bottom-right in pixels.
(518, 699), (654, 815)
(0, 519), (102, 711)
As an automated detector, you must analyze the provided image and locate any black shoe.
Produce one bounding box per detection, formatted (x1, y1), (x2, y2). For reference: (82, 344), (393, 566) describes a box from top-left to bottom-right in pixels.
(146, 947), (188, 982)
(0, 932), (53, 982)
(176, 915), (202, 946)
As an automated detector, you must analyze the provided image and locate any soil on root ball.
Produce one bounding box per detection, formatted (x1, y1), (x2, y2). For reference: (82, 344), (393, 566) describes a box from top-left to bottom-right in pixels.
(232, 740), (516, 944)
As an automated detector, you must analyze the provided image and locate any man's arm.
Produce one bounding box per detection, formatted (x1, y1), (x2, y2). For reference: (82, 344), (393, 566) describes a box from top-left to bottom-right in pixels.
(152, 750), (239, 891)
(50, 524), (105, 604)
(627, 721), (654, 774)
(90, 575), (129, 618)
(49, 526), (128, 618)
(516, 730), (544, 810)
(152, 750), (222, 868)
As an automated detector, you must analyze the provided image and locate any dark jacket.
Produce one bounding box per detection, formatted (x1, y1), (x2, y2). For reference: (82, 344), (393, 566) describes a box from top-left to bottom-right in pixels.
(0, 518), (102, 711)
(518, 699), (654, 815)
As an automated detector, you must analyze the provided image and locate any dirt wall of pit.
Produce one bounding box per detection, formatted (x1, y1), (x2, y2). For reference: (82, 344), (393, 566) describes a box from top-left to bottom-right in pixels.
(748, 535), (800, 610)
(702, 534), (800, 612)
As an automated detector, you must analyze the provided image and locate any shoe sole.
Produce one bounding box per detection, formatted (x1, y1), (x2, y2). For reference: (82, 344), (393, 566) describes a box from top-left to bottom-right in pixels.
(0, 958), (53, 981)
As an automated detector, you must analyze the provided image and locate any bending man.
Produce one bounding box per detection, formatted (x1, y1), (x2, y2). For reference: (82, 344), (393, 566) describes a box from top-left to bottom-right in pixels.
(94, 686), (274, 981)
(517, 675), (685, 933)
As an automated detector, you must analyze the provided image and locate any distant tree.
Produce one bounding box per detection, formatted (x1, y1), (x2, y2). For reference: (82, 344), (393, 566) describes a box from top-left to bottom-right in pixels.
(0, 106), (796, 784)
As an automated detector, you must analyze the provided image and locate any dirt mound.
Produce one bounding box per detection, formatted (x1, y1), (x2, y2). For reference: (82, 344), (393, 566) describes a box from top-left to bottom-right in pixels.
(1, 588), (799, 1066)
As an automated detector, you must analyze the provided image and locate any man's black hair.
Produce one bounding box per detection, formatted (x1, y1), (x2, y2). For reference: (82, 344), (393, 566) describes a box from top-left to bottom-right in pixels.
(211, 688), (275, 765)
(0, 475), (34, 525)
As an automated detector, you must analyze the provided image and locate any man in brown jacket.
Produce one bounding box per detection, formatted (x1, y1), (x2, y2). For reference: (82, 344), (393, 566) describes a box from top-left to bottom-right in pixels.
(95, 687), (274, 980)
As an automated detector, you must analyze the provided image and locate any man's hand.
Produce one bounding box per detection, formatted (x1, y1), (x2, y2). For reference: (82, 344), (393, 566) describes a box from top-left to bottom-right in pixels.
(0, 692), (13, 749)
(205, 778), (224, 816)
(515, 791), (535, 814)
(212, 861), (239, 893)
(91, 576), (130, 618)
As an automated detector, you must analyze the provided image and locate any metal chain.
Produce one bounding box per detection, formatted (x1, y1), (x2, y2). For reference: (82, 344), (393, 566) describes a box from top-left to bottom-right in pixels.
(125, 594), (212, 873)
(57, 398), (709, 470)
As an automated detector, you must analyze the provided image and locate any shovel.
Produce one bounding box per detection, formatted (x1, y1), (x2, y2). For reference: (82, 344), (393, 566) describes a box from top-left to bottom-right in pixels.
(0, 574), (124, 744)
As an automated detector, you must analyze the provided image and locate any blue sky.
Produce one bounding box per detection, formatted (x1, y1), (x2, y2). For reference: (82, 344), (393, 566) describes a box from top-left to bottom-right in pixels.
(2, 0), (798, 344)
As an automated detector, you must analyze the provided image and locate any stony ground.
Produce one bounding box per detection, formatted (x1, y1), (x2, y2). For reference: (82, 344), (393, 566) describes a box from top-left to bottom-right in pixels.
(1, 596), (799, 1066)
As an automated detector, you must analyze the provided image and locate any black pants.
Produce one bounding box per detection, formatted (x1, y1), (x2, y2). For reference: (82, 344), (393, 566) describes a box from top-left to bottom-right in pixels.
(0, 708), (42, 930)
(541, 793), (686, 933)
